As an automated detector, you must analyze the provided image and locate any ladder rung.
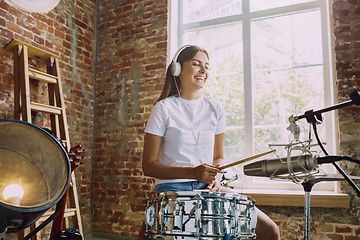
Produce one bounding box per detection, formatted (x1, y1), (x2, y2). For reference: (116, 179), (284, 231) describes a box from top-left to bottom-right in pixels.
(38, 208), (77, 222)
(29, 67), (58, 84)
(31, 102), (62, 115)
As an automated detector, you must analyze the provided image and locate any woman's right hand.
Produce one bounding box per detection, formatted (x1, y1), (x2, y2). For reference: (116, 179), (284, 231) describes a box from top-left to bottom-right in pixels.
(193, 163), (224, 184)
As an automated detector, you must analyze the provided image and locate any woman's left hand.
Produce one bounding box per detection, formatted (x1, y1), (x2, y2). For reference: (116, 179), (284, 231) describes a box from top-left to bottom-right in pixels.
(207, 179), (221, 192)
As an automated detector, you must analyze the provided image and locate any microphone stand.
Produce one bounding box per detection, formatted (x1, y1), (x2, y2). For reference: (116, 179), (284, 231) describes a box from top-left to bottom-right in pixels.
(293, 91), (360, 240)
(301, 182), (313, 240)
(301, 175), (360, 240)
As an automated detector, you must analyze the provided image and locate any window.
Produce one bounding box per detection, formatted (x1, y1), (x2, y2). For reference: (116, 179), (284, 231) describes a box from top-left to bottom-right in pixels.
(169, 0), (337, 192)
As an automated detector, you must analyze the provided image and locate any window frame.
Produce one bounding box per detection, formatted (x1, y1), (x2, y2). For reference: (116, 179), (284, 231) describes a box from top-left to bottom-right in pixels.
(169, 0), (341, 195)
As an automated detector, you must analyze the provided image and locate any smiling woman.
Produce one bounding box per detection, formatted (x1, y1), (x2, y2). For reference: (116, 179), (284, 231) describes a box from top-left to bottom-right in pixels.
(4, 0), (61, 13)
(137, 45), (280, 240)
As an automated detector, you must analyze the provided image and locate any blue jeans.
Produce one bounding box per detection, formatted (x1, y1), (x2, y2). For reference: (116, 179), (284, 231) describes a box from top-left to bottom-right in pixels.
(155, 181), (208, 193)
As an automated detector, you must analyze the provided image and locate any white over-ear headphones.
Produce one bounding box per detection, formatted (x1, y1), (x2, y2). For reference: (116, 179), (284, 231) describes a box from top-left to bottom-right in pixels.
(170, 45), (192, 77)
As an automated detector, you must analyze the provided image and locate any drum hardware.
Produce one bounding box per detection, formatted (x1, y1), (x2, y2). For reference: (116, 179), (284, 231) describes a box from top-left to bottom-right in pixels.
(194, 194), (201, 237)
(220, 174), (239, 189)
(182, 203), (196, 227)
(144, 205), (155, 227)
(145, 191), (257, 239)
(229, 199), (239, 230)
(174, 201), (184, 232)
(162, 204), (171, 227)
(160, 195), (168, 235)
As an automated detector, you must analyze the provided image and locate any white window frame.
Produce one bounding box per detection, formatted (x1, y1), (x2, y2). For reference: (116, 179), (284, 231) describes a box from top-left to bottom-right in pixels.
(169, 0), (339, 193)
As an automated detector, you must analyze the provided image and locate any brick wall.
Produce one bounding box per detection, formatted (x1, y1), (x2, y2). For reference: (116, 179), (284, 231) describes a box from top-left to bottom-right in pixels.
(333, 0), (360, 237)
(93, 0), (167, 237)
(0, 0), (96, 236)
(1, 0), (360, 239)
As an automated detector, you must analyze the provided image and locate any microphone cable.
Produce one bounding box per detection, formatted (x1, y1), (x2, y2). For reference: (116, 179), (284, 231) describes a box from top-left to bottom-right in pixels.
(317, 155), (360, 165)
(312, 122), (360, 196)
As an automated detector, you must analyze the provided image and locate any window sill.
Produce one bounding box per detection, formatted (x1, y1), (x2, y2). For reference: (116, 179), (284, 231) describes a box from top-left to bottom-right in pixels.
(240, 189), (350, 208)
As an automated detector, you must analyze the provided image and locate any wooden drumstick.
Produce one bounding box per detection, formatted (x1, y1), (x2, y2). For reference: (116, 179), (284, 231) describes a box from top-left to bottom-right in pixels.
(219, 150), (276, 170)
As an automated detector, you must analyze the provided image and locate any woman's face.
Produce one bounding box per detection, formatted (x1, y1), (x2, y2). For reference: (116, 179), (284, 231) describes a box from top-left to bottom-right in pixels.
(179, 51), (209, 92)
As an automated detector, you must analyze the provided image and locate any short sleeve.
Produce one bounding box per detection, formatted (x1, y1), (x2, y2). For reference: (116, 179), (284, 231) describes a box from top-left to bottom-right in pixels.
(215, 104), (226, 135)
(145, 102), (167, 137)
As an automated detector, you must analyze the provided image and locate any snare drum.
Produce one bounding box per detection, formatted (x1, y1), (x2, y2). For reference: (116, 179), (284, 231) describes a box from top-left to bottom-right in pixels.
(144, 191), (257, 239)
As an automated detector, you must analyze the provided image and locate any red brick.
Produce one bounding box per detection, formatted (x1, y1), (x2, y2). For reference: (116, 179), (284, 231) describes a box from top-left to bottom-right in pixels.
(345, 237), (360, 240)
(335, 25), (351, 35)
(54, 29), (64, 38)
(34, 35), (44, 45)
(336, 226), (352, 233)
(36, 20), (47, 31)
(0, 17), (5, 27)
(333, 1), (358, 11)
(0, 26), (13, 38)
(335, 43), (351, 52)
(326, 234), (343, 240)
(336, 52), (352, 62)
(354, 50), (360, 60)
(0, 1), (9, 11)
(336, 61), (352, 70)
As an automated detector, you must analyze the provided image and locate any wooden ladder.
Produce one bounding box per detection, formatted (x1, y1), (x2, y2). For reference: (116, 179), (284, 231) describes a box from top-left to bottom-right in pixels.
(4, 39), (83, 240)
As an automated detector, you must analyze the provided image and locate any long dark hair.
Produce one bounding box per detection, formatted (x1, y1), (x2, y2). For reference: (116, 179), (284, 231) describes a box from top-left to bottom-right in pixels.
(155, 45), (209, 104)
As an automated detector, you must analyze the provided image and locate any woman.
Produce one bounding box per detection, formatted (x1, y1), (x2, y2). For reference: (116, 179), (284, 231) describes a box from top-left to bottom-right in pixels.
(137, 45), (280, 240)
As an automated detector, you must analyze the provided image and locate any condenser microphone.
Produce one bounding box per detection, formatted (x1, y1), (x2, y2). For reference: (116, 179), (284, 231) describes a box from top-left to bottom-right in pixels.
(243, 154), (348, 177)
(243, 154), (318, 177)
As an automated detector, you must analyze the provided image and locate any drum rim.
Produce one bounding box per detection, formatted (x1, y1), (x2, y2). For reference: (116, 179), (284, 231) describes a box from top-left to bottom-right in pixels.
(153, 191), (253, 201)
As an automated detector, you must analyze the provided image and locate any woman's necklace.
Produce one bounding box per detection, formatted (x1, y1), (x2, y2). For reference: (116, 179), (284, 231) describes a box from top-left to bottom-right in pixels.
(181, 97), (204, 163)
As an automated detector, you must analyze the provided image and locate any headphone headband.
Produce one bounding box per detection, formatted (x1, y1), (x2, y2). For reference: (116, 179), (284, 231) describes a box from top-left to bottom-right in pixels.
(172, 45), (192, 63)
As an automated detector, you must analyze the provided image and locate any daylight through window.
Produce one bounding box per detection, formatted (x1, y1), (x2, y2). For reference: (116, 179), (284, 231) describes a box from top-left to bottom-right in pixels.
(170, 0), (337, 192)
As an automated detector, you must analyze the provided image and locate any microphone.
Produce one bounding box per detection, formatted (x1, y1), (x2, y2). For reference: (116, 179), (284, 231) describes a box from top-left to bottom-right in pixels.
(243, 154), (348, 177)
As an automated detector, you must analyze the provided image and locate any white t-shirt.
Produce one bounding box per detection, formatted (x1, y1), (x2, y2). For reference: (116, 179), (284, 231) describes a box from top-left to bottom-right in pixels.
(144, 95), (226, 185)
